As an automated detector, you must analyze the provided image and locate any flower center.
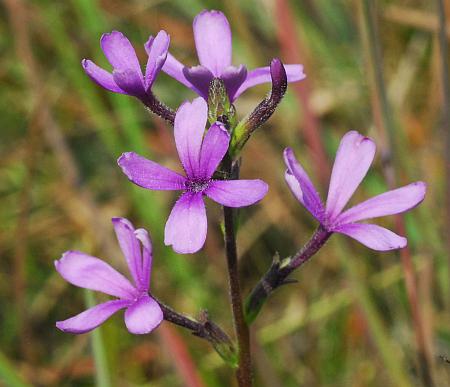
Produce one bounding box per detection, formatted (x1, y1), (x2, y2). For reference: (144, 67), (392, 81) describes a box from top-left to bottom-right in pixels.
(185, 178), (210, 193)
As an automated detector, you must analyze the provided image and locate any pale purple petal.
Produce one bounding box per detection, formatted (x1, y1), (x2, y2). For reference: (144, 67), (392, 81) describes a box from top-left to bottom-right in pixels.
(221, 65), (247, 102)
(144, 30), (170, 90)
(174, 98), (208, 177)
(164, 192), (207, 254)
(101, 31), (142, 74)
(134, 228), (152, 290)
(124, 295), (163, 334)
(56, 300), (130, 334)
(82, 59), (125, 94)
(205, 179), (268, 207)
(337, 182), (426, 225)
(284, 148), (325, 222)
(183, 65), (214, 100)
(326, 131), (376, 221)
(333, 223), (407, 251)
(233, 64), (305, 99)
(55, 251), (137, 299)
(112, 218), (144, 290)
(112, 69), (145, 97)
(198, 123), (230, 179)
(193, 10), (232, 76)
(162, 53), (198, 91)
(118, 152), (186, 190)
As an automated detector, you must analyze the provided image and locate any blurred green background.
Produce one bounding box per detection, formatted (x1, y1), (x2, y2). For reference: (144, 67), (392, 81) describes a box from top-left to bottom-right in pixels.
(1, 0), (449, 386)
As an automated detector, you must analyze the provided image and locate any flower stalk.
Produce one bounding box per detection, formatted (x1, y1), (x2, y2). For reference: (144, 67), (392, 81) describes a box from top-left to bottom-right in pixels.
(222, 156), (253, 387)
(245, 226), (331, 324)
(141, 92), (176, 125)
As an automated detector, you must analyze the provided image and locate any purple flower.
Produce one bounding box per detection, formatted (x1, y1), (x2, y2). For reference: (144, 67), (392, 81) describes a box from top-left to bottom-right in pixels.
(55, 218), (163, 334)
(82, 30), (170, 99)
(284, 131), (426, 251)
(118, 97), (268, 254)
(162, 10), (305, 102)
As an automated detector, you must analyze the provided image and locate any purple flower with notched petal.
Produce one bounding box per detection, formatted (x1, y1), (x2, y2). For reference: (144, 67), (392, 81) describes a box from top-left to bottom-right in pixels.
(55, 218), (163, 334)
(82, 30), (169, 99)
(118, 97), (268, 254)
(284, 131), (426, 251)
(162, 10), (305, 102)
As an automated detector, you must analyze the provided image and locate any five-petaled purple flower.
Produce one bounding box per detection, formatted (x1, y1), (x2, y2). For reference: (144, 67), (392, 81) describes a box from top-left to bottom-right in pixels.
(118, 97), (268, 254)
(82, 30), (169, 99)
(284, 131), (426, 251)
(162, 10), (305, 102)
(55, 218), (163, 334)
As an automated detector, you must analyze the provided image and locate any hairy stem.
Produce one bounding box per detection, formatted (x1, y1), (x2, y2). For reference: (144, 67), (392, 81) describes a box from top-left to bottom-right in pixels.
(245, 226), (331, 324)
(156, 299), (236, 364)
(222, 158), (253, 387)
(141, 92), (176, 125)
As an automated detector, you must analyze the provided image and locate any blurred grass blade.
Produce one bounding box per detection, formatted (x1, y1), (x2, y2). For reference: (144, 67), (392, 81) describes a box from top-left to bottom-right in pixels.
(85, 291), (112, 387)
(0, 351), (31, 387)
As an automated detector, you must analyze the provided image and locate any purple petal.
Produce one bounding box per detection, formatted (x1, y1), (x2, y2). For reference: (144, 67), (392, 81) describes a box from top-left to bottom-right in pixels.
(134, 228), (152, 290)
(56, 300), (130, 334)
(112, 69), (145, 97)
(233, 64), (305, 100)
(101, 31), (142, 74)
(82, 59), (125, 94)
(221, 65), (248, 102)
(198, 123), (230, 179)
(164, 192), (207, 254)
(162, 53), (197, 90)
(144, 30), (170, 90)
(174, 98), (208, 177)
(337, 182), (426, 225)
(55, 251), (137, 299)
(333, 223), (407, 251)
(283, 148), (325, 222)
(205, 179), (268, 207)
(326, 131), (376, 222)
(124, 295), (163, 334)
(193, 10), (232, 76)
(112, 218), (146, 291)
(118, 152), (186, 190)
(183, 65), (214, 100)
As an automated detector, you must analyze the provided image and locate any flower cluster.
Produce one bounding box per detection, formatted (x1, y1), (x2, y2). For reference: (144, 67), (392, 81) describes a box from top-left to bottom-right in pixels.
(56, 9), (426, 342)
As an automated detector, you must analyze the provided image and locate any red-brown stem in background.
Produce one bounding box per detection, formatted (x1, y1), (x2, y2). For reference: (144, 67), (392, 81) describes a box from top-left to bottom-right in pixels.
(275, 0), (330, 187)
(359, 2), (434, 386)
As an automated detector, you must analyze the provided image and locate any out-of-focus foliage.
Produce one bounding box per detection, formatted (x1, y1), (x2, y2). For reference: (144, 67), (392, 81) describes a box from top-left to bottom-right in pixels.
(0, 0), (449, 386)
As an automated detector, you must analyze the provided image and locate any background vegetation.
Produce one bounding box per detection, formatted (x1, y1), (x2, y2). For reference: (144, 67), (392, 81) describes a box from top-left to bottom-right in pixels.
(1, 0), (449, 386)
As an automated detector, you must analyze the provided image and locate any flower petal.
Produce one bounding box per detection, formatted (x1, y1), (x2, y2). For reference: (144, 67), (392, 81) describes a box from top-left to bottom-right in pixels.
(164, 192), (207, 254)
(118, 152), (186, 190)
(112, 218), (146, 291)
(193, 10), (232, 76)
(124, 295), (163, 334)
(198, 123), (230, 179)
(163, 53), (196, 89)
(144, 30), (170, 90)
(233, 64), (305, 100)
(205, 179), (268, 207)
(55, 251), (137, 299)
(183, 65), (214, 100)
(326, 131), (376, 221)
(82, 59), (125, 93)
(284, 148), (325, 222)
(134, 228), (152, 290)
(112, 69), (145, 97)
(337, 182), (426, 225)
(100, 31), (141, 74)
(56, 300), (130, 334)
(174, 98), (208, 177)
(333, 223), (407, 251)
(221, 65), (248, 102)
